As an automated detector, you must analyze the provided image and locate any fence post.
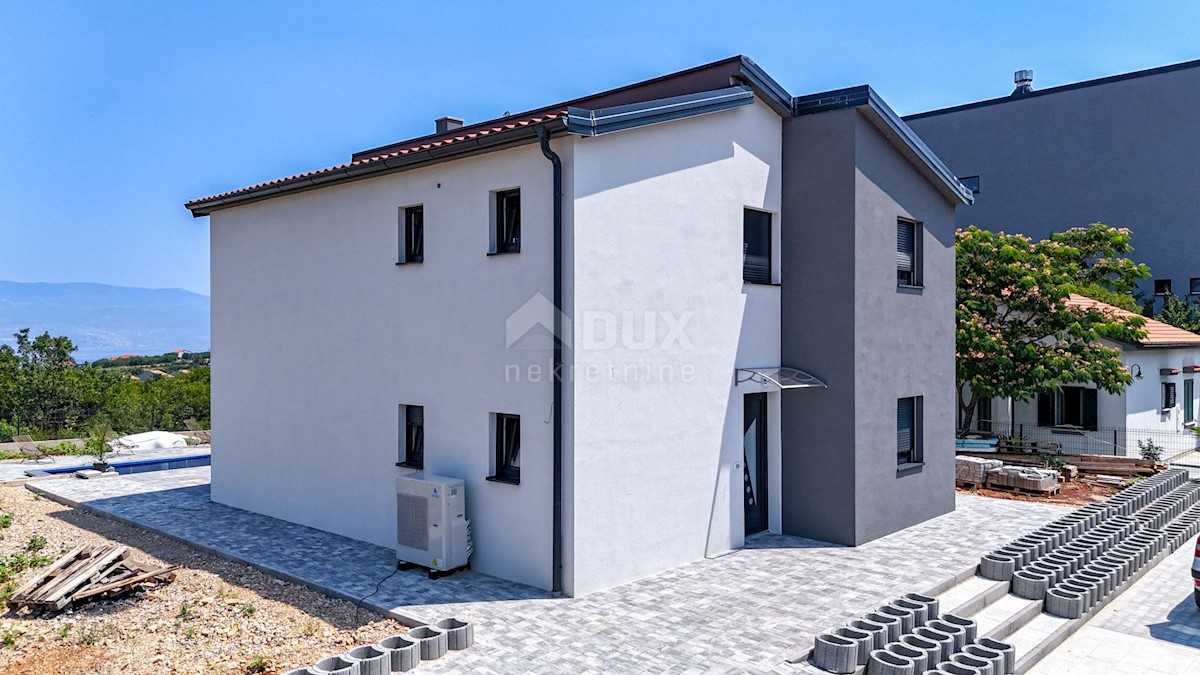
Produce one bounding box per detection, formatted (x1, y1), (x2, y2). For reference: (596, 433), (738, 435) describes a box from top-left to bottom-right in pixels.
(1113, 429), (1119, 457)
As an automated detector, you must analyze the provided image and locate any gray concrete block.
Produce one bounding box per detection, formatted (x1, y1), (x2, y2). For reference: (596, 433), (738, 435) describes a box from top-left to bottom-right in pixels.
(937, 613), (977, 644)
(899, 633), (941, 669)
(813, 633), (859, 674)
(933, 661), (981, 675)
(312, 656), (354, 675)
(282, 669), (315, 675)
(878, 604), (916, 635)
(962, 644), (1006, 675)
(406, 625), (448, 661)
(867, 649), (915, 675)
(1045, 587), (1087, 619)
(851, 618), (890, 650)
(1011, 568), (1050, 600)
(885, 642), (927, 675)
(894, 597), (928, 627)
(975, 637), (1015, 674)
(926, 619), (967, 653)
(833, 626), (873, 666)
(952, 652), (994, 675)
(344, 645), (388, 675)
(914, 626), (956, 662)
(904, 592), (940, 619)
(979, 553), (1015, 581)
(376, 634), (420, 672)
(867, 611), (903, 643)
(433, 618), (473, 650)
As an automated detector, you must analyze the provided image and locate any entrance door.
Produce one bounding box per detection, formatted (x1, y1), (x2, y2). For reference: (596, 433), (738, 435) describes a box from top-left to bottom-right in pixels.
(743, 393), (768, 535)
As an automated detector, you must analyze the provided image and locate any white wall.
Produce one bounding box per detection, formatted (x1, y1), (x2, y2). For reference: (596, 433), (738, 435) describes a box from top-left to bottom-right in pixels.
(566, 100), (782, 595)
(209, 141), (558, 590)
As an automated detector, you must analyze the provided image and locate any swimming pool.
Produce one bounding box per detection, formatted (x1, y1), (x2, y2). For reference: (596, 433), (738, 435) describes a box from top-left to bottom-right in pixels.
(26, 453), (211, 477)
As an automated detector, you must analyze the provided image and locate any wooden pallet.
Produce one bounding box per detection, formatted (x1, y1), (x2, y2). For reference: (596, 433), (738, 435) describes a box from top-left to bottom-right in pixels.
(984, 482), (1061, 497)
(7, 544), (178, 612)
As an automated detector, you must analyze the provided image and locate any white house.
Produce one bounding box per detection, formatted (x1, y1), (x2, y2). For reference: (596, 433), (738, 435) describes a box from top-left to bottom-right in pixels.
(186, 56), (973, 596)
(977, 295), (1200, 458)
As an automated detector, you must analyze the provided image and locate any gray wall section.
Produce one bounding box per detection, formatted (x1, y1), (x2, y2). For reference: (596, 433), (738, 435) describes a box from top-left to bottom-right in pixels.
(780, 109), (859, 544)
(906, 65), (1200, 300)
(781, 108), (957, 545)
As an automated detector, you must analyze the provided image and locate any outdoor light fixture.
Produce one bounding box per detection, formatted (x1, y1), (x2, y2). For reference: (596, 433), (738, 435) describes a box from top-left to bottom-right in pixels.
(1130, 364), (1144, 380)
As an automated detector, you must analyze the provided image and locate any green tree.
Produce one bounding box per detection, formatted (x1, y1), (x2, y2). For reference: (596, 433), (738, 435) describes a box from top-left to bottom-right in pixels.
(1154, 293), (1200, 333)
(956, 224), (1150, 432)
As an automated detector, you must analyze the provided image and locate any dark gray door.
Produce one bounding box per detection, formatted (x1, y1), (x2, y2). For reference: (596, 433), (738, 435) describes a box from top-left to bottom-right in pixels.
(743, 393), (768, 535)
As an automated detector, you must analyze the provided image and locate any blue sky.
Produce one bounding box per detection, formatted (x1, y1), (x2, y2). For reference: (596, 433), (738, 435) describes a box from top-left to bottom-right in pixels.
(2, 1), (1197, 295)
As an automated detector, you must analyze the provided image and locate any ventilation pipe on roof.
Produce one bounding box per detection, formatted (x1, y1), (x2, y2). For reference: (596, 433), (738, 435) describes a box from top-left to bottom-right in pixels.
(435, 116), (464, 133)
(1012, 69), (1034, 96)
(534, 124), (564, 598)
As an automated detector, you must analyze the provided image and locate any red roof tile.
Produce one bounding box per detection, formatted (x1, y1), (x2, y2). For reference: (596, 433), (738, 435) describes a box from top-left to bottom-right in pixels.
(1066, 294), (1200, 347)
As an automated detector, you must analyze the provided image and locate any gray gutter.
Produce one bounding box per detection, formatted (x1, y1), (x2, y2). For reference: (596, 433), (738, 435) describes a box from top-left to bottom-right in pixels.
(566, 86), (755, 137)
(735, 56), (793, 117)
(793, 85), (975, 206)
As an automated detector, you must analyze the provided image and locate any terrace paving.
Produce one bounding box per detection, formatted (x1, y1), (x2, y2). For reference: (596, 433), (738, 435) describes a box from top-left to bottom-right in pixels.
(30, 469), (1067, 674)
(0, 445), (209, 482)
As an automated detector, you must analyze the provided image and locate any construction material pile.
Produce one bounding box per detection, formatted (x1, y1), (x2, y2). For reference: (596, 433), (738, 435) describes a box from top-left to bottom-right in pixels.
(6, 544), (178, 612)
(955, 456), (1061, 495)
(955, 456), (1003, 485)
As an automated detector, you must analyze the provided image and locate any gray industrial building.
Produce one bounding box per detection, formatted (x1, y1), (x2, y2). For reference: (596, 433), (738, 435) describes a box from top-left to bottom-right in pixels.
(905, 59), (1200, 304)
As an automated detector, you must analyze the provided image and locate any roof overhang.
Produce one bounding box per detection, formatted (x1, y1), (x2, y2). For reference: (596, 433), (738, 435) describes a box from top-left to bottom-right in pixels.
(567, 86), (755, 137)
(736, 367), (827, 390)
(792, 85), (975, 206)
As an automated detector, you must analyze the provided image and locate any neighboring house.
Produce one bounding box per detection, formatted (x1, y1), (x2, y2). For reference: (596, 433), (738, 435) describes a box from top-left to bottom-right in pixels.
(185, 56), (972, 596)
(973, 295), (1200, 458)
(905, 60), (1200, 302)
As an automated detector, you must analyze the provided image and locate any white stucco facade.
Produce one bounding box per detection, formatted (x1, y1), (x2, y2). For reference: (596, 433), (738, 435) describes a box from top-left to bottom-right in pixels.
(209, 100), (786, 595)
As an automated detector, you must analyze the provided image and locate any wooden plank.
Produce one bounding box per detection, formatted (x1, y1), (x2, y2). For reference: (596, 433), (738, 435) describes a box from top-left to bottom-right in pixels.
(71, 565), (179, 602)
(25, 549), (109, 603)
(40, 546), (128, 604)
(6, 544), (87, 605)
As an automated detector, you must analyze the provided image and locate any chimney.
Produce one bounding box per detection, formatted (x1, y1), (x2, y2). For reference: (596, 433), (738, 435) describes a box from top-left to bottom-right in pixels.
(1012, 69), (1034, 96)
(435, 116), (464, 134)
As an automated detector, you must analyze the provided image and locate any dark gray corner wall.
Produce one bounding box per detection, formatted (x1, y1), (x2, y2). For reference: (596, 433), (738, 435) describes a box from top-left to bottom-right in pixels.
(851, 112), (957, 544)
(781, 108), (957, 546)
(906, 66), (1200, 299)
(780, 108), (859, 545)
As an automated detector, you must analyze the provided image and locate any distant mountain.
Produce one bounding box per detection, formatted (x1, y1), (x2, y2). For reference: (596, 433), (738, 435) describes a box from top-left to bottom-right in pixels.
(0, 281), (209, 363)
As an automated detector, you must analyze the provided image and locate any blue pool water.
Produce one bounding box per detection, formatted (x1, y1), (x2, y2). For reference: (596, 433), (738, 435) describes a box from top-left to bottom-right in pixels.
(27, 454), (210, 477)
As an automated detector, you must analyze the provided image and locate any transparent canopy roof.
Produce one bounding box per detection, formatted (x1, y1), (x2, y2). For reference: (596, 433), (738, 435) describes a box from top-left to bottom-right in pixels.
(736, 367), (827, 389)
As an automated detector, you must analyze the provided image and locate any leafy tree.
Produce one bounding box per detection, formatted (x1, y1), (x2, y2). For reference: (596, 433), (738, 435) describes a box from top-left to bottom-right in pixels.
(956, 224), (1150, 433)
(1154, 293), (1200, 333)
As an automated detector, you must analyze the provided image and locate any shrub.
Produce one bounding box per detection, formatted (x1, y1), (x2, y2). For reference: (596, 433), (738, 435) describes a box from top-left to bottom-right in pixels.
(1, 629), (19, 649)
(245, 655), (269, 673)
(1138, 439), (1164, 463)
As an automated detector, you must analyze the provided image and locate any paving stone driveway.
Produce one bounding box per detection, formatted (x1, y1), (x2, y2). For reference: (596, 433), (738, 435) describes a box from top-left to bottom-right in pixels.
(31, 469), (1067, 674)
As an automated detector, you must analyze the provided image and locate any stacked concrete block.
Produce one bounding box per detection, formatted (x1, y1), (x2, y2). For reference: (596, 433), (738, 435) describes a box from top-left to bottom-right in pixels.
(433, 618), (473, 651)
(833, 627), (874, 666)
(885, 643), (928, 673)
(344, 645), (388, 675)
(866, 649), (916, 675)
(962, 644), (1006, 674)
(899, 634), (942, 668)
(850, 618), (890, 650)
(407, 626), (449, 661)
(311, 656), (354, 675)
(377, 634), (421, 672)
(914, 626), (956, 662)
(931, 664), (982, 675)
(975, 637), (1015, 674)
(984, 466), (1058, 492)
(951, 652), (994, 674)
(812, 634), (859, 673)
(878, 604), (917, 634)
(866, 611), (903, 642)
(956, 456), (1003, 484)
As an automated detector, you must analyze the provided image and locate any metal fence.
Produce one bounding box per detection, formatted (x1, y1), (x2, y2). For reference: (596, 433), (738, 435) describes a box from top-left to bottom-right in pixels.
(964, 420), (1200, 459)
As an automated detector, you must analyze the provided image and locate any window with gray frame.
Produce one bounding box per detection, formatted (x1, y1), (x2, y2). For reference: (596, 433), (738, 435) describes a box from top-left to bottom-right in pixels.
(492, 413), (520, 483)
(400, 405), (424, 468)
(1154, 279), (1172, 296)
(897, 219), (921, 287)
(743, 208), (772, 284)
(494, 189), (521, 254)
(1191, 278), (1200, 296)
(1164, 382), (1177, 410)
(1038, 387), (1098, 430)
(1185, 379), (1194, 424)
(897, 396), (922, 465)
(399, 205), (424, 264)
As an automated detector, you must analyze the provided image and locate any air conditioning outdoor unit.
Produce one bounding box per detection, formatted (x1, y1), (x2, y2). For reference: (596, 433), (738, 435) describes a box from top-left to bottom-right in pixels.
(396, 473), (473, 576)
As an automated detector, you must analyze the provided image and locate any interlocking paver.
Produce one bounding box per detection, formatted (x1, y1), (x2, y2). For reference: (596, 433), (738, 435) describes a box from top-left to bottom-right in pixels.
(0, 445), (209, 482)
(31, 469), (1068, 674)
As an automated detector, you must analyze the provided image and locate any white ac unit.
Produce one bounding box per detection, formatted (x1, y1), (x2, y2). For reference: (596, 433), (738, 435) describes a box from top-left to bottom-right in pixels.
(396, 473), (473, 573)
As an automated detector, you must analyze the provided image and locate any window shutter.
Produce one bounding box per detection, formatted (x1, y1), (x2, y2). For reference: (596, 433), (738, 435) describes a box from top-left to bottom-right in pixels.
(1164, 382), (1177, 409)
(1037, 392), (1054, 427)
(896, 221), (915, 273)
(897, 398), (914, 457)
(743, 210), (771, 284)
(406, 406), (423, 426)
(1185, 379), (1194, 423)
(1082, 389), (1098, 430)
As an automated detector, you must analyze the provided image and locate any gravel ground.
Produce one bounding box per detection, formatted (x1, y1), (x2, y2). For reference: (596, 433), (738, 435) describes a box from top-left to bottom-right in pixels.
(0, 483), (407, 675)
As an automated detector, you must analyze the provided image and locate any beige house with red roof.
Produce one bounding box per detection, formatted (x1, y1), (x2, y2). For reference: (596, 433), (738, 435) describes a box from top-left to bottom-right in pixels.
(977, 295), (1200, 458)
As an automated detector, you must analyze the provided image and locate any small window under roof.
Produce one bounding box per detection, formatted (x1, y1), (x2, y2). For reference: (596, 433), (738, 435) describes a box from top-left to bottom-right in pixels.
(736, 367), (827, 389)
